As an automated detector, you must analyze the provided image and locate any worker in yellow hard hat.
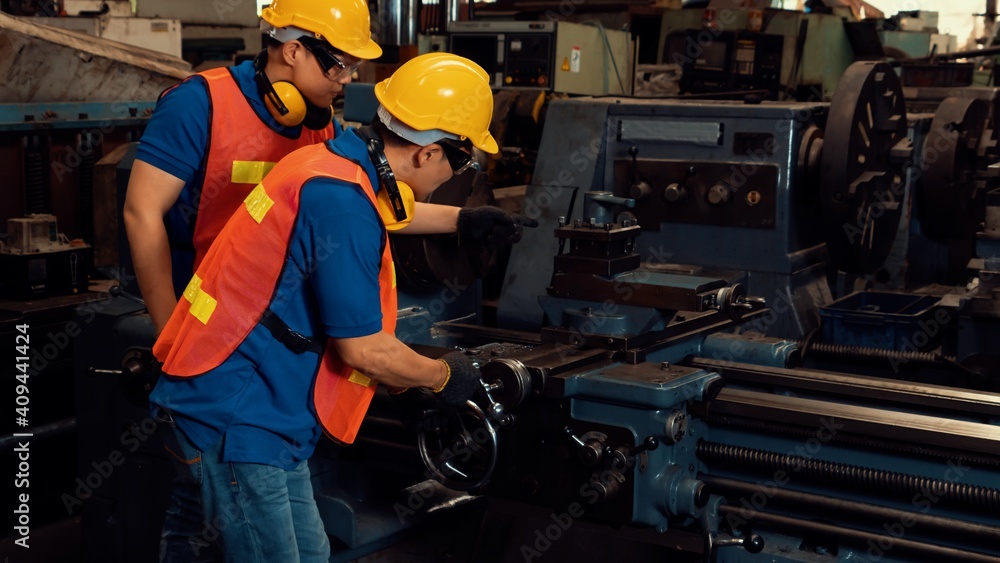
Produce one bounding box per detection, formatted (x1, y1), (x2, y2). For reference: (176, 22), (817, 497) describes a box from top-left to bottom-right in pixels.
(122, 1), (380, 560)
(124, 0), (381, 340)
(148, 53), (535, 561)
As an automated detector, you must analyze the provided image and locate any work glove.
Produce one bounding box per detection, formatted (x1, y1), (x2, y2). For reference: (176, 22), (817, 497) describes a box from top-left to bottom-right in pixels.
(457, 206), (539, 249)
(388, 386), (438, 427)
(434, 351), (483, 408)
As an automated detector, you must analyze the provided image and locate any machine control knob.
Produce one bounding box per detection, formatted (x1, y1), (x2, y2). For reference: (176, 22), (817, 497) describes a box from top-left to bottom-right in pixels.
(706, 532), (765, 560)
(123, 357), (145, 379)
(580, 439), (605, 466)
(714, 534), (765, 554)
(109, 284), (146, 306)
(565, 427), (610, 467)
(630, 436), (659, 456)
(707, 183), (733, 206)
(664, 183), (687, 203)
(630, 180), (652, 200)
(589, 470), (624, 502)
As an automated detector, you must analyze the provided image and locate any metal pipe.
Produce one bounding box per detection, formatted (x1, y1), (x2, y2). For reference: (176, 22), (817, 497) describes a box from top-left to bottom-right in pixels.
(889, 45), (1000, 65)
(378, 0), (418, 46)
(717, 505), (1000, 562)
(703, 475), (1000, 543)
(0, 417), (75, 451)
(447, 0), (462, 27)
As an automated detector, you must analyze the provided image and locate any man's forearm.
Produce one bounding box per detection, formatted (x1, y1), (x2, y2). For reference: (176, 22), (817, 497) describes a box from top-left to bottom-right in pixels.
(400, 202), (460, 235)
(124, 214), (178, 334)
(333, 331), (448, 389)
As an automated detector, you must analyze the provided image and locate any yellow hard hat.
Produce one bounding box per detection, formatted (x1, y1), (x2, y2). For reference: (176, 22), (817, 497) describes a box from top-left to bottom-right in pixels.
(261, 0), (382, 60)
(374, 53), (498, 154)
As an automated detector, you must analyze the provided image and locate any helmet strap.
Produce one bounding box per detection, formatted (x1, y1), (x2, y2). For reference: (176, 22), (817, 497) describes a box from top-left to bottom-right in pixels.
(357, 125), (408, 222)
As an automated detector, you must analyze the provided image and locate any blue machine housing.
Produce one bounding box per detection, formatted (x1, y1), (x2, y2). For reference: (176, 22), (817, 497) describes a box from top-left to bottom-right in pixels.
(499, 97), (834, 339)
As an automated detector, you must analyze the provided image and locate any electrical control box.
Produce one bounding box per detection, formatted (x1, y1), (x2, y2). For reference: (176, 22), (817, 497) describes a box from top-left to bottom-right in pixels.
(447, 20), (633, 95)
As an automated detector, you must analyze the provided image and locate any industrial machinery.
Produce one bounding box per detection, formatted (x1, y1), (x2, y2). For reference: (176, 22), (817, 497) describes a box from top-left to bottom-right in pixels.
(406, 60), (1000, 562)
(499, 60), (911, 340)
(0, 213), (92, 298)
(659, 9), (855, 100)
(447, 20), (634, 95)
(61, 43), (1000, 563)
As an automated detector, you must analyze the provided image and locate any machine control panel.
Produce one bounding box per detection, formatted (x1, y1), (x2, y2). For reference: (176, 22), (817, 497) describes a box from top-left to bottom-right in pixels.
(613, 159), (777, 230)
(677, 31), (784, 99)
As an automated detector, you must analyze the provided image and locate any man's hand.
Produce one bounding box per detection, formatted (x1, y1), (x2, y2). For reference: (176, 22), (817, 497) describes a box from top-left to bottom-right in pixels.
(457, 206), (538, 248)
(434, 351), (483, 408)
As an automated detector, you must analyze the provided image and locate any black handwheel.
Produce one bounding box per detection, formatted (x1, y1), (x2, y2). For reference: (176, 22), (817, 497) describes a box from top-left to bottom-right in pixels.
(417, 400), (499, 491)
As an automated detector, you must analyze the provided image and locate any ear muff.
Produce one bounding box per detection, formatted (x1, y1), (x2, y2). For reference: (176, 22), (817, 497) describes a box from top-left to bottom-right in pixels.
(265, 80), (307, 127)
(377, 180), (414, 231)
(254, 50), (332, 130)
(357, 125), (410, 227)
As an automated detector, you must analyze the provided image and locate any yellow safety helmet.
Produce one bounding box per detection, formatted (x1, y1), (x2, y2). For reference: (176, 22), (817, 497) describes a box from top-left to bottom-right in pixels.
(374, 53), (498, 154)
(261, 0), (382, 60)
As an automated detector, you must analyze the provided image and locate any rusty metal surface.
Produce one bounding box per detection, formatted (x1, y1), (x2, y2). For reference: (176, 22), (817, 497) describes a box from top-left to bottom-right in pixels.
(0, 12), (189, 103)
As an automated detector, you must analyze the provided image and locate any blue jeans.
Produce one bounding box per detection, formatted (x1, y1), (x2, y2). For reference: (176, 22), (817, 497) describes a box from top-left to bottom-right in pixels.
(159, 415), (330, 563)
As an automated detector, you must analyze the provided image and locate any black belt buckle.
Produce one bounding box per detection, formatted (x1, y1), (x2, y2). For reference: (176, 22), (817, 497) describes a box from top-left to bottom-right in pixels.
(283, 329), (312, 354)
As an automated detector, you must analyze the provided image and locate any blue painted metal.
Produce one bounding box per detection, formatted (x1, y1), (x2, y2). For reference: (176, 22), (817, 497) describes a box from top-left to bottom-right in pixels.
(701, 332), (797, 369)
(497, 97), (834, 339)
(0, 101), (155, 131)
(568, 367), (716, 532)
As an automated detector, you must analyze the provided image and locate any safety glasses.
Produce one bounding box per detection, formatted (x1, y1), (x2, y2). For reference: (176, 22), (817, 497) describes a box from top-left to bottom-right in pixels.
(438, 138), (480, 175)
(298, 36), (363, 81)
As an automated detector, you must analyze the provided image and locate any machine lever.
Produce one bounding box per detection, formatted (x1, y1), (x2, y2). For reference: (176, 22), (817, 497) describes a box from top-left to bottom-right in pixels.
(630, 436), (659, 456)
(109, 284), (146, 307)
(564, 427), (608, 466)
(706, 532), (765, 561)
(589, 192), (636, 209)
(563, 426), (586, 448)
(480, 379), (512, 426)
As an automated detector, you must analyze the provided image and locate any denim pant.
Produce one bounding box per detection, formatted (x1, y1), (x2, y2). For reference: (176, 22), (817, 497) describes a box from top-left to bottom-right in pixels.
(158, 413), (330, 563)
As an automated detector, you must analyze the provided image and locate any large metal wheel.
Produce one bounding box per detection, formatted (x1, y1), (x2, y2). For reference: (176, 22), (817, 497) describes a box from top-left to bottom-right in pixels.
(919, 97), (992, 240)
(417, 401), (499, 491)
(821, 61), (912, 273)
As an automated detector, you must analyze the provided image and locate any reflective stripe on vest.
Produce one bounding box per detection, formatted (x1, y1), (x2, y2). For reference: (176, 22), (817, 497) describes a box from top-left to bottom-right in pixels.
(191, 67), (333, 270)
(153, 143), (397, 444)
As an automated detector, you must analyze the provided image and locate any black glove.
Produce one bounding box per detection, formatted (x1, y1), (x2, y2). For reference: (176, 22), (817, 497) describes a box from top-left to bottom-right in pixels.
(434, 351), (483, 408)
(457, 206), (539, 249)
(389, 386), (437, 414)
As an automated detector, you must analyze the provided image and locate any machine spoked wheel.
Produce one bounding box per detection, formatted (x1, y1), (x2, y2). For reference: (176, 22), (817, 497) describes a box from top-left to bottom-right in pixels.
(417, 400), (499, 491)
(919, 97), (992, 240)
(821, 61), (912, 273)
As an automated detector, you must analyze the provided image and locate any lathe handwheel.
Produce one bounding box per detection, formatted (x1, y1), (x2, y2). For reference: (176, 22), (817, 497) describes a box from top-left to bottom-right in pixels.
(820, 61), (911, 273)
(919, 96), (991, 240)
(417, 400), (499, 491)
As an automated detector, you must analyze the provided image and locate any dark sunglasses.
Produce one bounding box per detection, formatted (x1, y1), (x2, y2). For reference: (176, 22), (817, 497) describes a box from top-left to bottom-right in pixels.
(297, 36), (363, 79)
(438, 138), (479, 175)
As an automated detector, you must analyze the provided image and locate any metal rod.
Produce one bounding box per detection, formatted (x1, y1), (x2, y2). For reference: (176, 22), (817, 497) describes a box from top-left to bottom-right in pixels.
(0, 417), (75, 451)
(703, 475), (1000, 543)
(889, 45), (1000, 65)
(717, 505), (1000, 562)
(697, 441), (1000, 511)
(689, 358), (1000, 417)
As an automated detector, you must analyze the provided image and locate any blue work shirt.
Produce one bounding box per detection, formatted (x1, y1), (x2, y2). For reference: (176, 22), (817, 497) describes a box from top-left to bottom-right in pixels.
(149, 129), (385, 469)
(134, 60), (343, 293)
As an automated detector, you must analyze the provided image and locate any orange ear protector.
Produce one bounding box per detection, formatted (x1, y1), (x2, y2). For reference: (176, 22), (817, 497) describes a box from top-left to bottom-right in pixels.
(253, 50), (332, 130)
(357, 125), (413, 230)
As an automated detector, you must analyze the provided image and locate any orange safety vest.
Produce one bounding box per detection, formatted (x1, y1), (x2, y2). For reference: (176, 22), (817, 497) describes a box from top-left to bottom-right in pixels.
(190, 67), (334, 270)
(153, 143), (397, 444)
